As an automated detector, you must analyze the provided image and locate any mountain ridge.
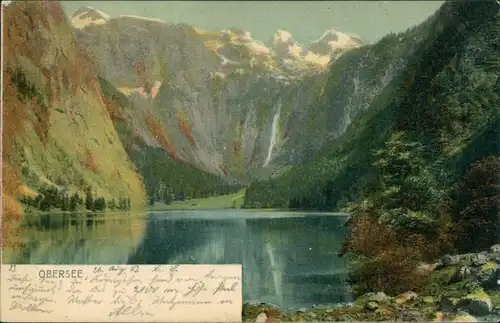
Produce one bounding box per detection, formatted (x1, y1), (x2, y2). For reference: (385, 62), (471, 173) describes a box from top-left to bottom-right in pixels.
(244, 0), (500, 210)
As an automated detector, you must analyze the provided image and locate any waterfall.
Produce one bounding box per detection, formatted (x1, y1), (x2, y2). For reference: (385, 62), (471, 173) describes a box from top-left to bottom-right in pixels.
(264, 242), (283, 306)
(263, 105), (281, 167)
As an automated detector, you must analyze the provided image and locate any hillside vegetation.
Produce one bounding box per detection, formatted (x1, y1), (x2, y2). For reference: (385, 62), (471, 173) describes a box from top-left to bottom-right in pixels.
(244, 0), (500, 295)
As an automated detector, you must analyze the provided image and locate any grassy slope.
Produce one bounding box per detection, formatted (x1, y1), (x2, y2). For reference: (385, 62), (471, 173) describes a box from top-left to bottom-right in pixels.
(149, 188), (247, 210)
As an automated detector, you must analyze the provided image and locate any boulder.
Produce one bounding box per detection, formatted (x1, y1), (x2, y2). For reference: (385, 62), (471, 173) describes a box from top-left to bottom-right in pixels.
(458, 289), (493, 316)
(476, 262), (500, 289)
(368, 292), (391, 303)
(395, 291), (419, 304)
(451, 311), (477, 322)
(436, 255), (461, 269)
(472, 252), (490, 267)
(491, 245), (500, 255)
(254, 312), (268, 323)
(365, 301), (379, 311)
(354, 292), (391, 307)
(432, 311), (445, 322)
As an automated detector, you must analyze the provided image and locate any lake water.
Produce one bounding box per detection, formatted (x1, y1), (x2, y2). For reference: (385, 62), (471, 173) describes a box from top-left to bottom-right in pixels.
(6, 210), (352, 310)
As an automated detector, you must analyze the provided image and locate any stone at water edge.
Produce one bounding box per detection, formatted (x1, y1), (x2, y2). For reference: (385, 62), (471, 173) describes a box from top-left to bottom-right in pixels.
(451, 311), (477, 322)
(358, 292), (391, 304)
(254, 312), (268, 323)
(459, 289), (493, 316)
(354, 292), (390, 308)
(440, 296), (460, 312)
(432, 311), (445, 322)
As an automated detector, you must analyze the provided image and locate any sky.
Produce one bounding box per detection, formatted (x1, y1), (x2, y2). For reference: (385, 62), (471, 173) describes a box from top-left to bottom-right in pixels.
(61, 1), (444, 44)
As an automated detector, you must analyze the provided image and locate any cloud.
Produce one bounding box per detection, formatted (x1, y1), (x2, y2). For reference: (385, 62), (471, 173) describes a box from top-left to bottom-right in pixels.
(2, 1), (12, 7)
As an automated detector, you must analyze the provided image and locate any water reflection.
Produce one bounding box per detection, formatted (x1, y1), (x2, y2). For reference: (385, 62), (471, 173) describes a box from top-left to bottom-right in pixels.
(6, 212), (146, 264)
(4, 210), (351, 309)
(129, 210), (351, 309)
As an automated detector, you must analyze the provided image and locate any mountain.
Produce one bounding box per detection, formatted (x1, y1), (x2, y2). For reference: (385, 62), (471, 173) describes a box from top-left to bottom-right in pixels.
(244, 0), (500, 209)
(71, 5), (426, 185)
(7, 0), (496, 222)
(3, 1), (146, 213)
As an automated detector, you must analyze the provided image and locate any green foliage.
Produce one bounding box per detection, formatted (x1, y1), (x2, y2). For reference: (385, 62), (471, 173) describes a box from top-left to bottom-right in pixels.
(379, 208), (435, 232)
(450, 156), (500, 252)
(132, 147), (242, 203)
(69, 192), (81, 212)
(162, 187), (173, 205)
(85, 187), (94, 211)
(94, 197), (107, 211)
(61, 195), (69, 211)
(363, 132), (443, 233)
(19, 185), (126, 213)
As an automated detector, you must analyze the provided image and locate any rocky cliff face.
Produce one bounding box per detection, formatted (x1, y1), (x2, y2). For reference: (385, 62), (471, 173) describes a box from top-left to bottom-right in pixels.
(69, 7), (380, 181)
(3, 1), (146, 209)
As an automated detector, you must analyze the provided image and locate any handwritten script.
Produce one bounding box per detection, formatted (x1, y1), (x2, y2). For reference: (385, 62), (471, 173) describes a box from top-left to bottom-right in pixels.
(1, 264), (242, 322)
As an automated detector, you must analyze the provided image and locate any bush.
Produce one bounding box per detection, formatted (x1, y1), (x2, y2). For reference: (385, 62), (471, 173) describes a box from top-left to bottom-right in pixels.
(341, 210), (454, 295)
(342, 211), (429, 295)
(451, 156), (500, 252)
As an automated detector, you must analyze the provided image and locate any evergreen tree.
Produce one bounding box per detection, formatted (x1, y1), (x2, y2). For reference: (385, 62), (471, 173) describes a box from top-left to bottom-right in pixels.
(163, 188), (173, 205)
(94, 197), (107, 211)
(69, 192), (79, 212)
(85, 187), (94, 211)
(126, 197), (131, 210)
(61, 195), (69, 211)
(363, 132), (440, 233)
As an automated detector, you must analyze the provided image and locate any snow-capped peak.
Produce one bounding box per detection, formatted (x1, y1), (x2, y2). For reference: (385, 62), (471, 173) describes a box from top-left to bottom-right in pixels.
(272, 29), (294, 45)
(307, 29), (366, 56)
(71, 5), (110, 29)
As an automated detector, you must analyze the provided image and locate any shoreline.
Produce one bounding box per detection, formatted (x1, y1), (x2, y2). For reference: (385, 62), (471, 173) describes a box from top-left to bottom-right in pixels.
(243, 245), (500, 322)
